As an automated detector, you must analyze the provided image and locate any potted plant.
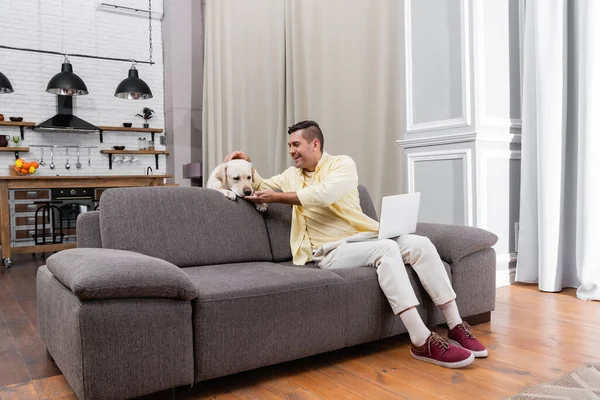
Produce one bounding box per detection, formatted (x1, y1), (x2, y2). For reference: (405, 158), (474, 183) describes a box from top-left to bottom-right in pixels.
(136, 107), (155, 128)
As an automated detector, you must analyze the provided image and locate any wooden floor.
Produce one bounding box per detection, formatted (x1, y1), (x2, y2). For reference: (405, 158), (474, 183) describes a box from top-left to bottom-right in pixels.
(1, 256), (599, 400)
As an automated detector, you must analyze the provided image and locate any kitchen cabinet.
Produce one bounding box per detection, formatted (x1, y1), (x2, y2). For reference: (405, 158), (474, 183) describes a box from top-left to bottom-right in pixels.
(0, 174), (173, 267)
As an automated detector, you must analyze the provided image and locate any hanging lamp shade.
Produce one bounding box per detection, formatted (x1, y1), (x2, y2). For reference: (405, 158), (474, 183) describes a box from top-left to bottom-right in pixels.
(114, 65), (153, 99)
(46, 60), (88, 95)
(0, 71), (14, 93)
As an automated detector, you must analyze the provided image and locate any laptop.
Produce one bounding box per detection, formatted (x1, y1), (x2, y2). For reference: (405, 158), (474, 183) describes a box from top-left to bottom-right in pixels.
(377, 192), (421, 240)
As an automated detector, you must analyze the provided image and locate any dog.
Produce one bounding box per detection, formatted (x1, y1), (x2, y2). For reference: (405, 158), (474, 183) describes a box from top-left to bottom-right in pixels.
(206, 159), (268, 212)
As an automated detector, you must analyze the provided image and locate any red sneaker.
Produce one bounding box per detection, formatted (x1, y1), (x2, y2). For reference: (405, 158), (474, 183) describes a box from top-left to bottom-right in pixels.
(410, 332), (474, 368)
(448, 322), (488, 358)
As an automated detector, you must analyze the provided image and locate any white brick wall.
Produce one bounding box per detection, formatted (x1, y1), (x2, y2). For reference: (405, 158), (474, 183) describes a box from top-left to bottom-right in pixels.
(0, 0), (166, 176)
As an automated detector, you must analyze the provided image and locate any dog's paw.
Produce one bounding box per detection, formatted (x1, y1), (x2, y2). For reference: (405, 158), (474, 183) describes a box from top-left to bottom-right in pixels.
(219, 189), (237, 201)
(255, 203), (268, 213)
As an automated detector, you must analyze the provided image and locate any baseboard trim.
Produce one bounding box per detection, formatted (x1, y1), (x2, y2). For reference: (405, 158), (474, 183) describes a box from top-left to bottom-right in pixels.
(496, 267), (516, 288)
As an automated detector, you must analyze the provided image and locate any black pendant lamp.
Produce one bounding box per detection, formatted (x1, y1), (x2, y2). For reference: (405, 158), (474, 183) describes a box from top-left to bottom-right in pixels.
(46, 57), (88, 96)
(115, 0), (154, 100)
(114, 64), (153, 99)
(0, 71), (14, 94)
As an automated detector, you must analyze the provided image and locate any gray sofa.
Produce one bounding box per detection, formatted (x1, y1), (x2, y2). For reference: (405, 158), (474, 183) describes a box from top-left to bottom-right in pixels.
(37, 186), (498, 400)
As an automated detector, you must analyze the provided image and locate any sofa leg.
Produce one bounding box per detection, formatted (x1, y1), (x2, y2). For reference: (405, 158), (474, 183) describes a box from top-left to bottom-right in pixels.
(46, 349), (54, 363)
(463, 311), (491, 326)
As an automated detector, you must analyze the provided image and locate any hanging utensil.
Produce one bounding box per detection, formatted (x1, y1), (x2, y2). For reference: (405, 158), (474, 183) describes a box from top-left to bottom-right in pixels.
(76, 148), (82, 169)
(88, 147), (91, 166)
(49, 148), (55, 169)
(39, 147), (46, 166)
(65, 148), (70, 170)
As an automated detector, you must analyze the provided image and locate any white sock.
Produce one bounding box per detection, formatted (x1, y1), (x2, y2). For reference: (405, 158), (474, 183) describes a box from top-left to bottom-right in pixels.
(399, 307), (431, 347)
(439, 301), (462, 330)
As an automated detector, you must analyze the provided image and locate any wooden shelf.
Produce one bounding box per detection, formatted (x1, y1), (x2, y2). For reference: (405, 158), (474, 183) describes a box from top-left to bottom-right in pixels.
(100, 150), (169, 170)
(100, 150), (169, 155)
(96, 126), (163, 144)
(0, 121), (36, 127)
(98, 126), (163, 133)
(0, 121), (36, 140)
(0, 147), (30, 159)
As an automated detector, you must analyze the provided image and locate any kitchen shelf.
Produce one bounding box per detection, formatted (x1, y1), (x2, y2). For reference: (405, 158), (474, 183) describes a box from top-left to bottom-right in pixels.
(0, 146), (30, 160)
(100, 150), (169, 170)
(97, 126), (164, 143)
(0, 121), (36, 140)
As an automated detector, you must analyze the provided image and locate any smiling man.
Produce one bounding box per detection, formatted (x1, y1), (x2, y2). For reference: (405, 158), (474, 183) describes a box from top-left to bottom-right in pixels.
(224, 120), (486, 369)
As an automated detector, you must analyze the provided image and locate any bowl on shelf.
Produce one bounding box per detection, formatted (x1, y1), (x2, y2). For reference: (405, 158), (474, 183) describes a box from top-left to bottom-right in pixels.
(122, 123), (132, 128)
(13, 159), (39, 176)
(113, 146), (126, 150)
(9, 117), (23, 122)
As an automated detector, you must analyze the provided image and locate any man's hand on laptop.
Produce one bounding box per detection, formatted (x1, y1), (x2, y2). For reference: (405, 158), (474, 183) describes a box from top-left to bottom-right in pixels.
(224, 151), (251, 163)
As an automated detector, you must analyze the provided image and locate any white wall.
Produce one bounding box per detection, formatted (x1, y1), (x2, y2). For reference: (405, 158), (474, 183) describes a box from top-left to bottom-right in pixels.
(399, 0), (523, 287)
(0, 0), (166, 176)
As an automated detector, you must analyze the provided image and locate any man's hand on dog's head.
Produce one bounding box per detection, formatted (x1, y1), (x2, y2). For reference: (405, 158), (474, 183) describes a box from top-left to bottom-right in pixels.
(224, 151), (251, 163)
(245, 190), (277, 204)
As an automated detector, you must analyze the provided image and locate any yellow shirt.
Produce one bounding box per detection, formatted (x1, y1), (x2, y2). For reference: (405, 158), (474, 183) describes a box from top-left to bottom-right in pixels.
(253, 152), (379, 265)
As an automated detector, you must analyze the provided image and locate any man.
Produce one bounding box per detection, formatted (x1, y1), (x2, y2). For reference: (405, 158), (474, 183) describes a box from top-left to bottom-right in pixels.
(224, 120), (486, 369)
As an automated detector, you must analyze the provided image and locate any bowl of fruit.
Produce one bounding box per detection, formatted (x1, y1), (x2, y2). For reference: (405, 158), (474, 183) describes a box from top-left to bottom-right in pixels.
(13, 159), (39, 176)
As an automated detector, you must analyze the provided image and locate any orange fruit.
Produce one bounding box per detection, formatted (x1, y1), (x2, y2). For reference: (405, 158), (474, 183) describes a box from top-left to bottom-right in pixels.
(31, 161), (39, 169)
(22, 162), (30, 170)
(20, 168), (29, 175)
(13, 166), (19, 172)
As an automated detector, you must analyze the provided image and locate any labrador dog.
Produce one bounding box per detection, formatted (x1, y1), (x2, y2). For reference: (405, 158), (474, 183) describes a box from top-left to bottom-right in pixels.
(206, 159), (268, 212)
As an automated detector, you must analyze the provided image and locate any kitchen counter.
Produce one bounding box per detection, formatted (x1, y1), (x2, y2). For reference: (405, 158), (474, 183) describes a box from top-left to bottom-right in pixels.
(0, 174), (172, 180)
(0, 174), (174, 266)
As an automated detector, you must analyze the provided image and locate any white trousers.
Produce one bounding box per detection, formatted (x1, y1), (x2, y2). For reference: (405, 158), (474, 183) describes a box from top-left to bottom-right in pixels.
(314, 235), (456, 314)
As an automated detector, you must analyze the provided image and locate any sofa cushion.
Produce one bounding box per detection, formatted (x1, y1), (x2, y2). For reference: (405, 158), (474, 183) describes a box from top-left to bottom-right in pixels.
(415, 222), (499, 264)
(183, 262), (347, 381)
(46, 248), (197, 300)
(262, 202), (293, 262)
(279, 261), (436, 342)
(99, 187), (273, 267)
(263, 184), (378, 263)
(358, 184), (378, 221)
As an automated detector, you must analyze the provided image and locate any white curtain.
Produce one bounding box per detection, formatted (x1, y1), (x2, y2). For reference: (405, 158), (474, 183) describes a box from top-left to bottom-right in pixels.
(202, 0), (288, 180)
(284, 0), (404, 205)
(516, 0), (600, 300)
(203, 0), (404, 209)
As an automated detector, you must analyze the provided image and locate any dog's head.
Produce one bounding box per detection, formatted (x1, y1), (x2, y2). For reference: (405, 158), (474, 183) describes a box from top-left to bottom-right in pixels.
(215, 159), (256, 197)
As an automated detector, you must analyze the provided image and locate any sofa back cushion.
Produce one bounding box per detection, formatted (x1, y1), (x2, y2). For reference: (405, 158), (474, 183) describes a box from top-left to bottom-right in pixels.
(99, 187), (273, 267)
(358, 185), (378, 221)
(264, 185), (378, 262)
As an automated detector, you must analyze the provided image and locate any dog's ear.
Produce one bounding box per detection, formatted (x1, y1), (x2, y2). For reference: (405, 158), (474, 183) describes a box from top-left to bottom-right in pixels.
(251, 166), (256, 182)
(215, 164), (228, 186)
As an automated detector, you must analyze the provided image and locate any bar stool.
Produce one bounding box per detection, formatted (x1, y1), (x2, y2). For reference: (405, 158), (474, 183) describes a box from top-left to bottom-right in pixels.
(33, 201), (64, 245)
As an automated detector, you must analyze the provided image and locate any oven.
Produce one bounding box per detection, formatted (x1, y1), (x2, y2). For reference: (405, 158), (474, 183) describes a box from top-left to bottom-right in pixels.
(51, 188), (96, 243)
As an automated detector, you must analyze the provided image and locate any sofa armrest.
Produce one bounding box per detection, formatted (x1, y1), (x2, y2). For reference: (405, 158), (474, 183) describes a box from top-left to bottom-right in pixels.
(415, 223), (498, 264)
(46, 248), (197, 301)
